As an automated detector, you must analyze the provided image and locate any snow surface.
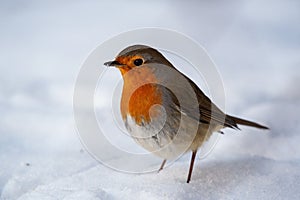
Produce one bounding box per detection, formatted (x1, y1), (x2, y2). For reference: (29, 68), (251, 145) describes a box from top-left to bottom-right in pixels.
(1, 0), (300, 199)
(2, 154), (300, 200)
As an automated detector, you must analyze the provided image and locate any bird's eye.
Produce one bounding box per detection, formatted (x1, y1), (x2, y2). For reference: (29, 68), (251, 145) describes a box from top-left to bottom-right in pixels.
(133, 58), (143, 66)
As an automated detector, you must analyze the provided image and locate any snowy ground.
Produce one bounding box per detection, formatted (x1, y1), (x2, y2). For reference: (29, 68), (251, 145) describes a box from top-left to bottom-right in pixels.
(2, 154), (300, 200)
(1, 1), (300, 199)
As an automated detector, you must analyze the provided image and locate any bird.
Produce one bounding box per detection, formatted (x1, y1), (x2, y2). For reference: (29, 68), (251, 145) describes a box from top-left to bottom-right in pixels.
(104, 44), (268, 183)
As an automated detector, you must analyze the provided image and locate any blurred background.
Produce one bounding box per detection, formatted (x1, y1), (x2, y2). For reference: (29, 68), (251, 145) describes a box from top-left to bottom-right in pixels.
(1, 0), (300, 199)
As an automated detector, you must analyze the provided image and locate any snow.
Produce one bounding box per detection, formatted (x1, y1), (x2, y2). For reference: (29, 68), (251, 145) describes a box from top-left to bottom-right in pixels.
(1, 0), (300, 199)
(2, 154), (300, 200)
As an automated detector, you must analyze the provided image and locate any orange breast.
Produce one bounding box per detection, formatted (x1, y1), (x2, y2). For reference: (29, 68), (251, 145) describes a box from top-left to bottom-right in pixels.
(120, 67), (162, 125)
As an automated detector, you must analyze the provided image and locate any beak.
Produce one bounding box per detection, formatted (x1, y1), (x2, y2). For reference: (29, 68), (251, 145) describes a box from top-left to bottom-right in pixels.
(104, 60), (124, 67)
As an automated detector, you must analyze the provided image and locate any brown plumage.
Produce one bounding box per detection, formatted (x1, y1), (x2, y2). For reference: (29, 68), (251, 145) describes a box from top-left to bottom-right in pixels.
(105, 44), (269, 183)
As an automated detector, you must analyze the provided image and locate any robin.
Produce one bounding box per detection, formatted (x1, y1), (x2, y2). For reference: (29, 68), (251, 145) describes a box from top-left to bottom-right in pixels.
(104, 45), (268, 183)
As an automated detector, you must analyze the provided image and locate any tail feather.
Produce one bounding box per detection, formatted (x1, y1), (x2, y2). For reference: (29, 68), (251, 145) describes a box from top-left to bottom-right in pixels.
(227, 115), (269, 130)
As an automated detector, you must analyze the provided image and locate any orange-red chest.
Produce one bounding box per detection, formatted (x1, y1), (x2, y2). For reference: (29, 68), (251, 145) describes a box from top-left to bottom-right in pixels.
(120, 67), (163, 125)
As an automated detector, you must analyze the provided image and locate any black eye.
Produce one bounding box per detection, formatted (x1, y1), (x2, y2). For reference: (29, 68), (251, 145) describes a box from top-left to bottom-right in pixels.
(133, 58), (143, 66)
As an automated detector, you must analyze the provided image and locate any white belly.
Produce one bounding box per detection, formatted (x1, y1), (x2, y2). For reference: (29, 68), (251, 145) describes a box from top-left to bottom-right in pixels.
(124, 113), (202, 159)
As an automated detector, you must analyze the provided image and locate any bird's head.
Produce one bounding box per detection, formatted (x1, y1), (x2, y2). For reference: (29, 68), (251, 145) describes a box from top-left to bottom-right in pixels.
(104, 45), (172, 75)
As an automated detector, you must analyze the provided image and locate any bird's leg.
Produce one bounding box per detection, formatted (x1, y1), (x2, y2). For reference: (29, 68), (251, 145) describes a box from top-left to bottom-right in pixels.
(158, 159), (167, 173)
(187, 150), (197, 183)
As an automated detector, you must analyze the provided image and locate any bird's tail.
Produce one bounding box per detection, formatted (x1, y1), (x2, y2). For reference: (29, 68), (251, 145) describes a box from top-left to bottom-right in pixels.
(226, 115), (269, 130)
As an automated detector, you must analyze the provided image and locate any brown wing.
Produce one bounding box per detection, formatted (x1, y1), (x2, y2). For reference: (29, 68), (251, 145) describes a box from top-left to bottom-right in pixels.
(157, 69), (239, 129)
(180, 73), (268, 130)
(186, 77), (239, 129)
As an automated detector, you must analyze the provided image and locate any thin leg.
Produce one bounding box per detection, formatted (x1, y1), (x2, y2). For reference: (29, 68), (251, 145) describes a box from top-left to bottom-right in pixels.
(187, 150), (197, 183)
(158, 159), (167, 173)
